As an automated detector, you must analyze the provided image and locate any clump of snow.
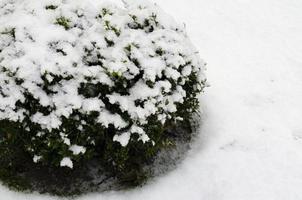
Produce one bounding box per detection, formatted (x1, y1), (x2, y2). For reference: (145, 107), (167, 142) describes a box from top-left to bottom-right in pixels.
(113, 132), (131, 147)
(60, 157), (73, 169)
(69, 145), (86, 155)
(33, 155), (42, 163)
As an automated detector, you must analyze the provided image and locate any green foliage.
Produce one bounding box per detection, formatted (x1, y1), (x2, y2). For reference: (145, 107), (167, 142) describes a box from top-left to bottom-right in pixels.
(45, 5), (58, 10)
(0, 28), (16, 39)
(55, 17), (71, 30)
(104, 20), (121, 36)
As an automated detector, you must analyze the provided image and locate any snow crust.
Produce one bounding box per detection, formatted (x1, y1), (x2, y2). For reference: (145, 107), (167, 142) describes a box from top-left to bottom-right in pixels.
(1, 0), (302, 199)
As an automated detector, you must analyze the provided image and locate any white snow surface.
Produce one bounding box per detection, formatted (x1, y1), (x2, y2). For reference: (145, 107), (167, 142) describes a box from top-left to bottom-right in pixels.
(1, 0), (302, 199)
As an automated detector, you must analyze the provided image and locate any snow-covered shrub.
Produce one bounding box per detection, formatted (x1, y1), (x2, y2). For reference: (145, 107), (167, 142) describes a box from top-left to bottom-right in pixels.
(0, 0), (206, 189)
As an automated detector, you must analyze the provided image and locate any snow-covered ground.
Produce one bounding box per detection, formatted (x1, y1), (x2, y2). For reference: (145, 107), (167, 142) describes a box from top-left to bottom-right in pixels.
(1, 0), (302, 199)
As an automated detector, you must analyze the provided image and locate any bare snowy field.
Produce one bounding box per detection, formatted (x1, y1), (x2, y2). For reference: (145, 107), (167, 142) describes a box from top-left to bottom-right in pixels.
(1, 0), (302, 199)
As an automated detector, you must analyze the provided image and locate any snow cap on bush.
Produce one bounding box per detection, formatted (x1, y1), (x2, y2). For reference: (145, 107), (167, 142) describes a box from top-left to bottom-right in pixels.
(0, 0), (206, 168)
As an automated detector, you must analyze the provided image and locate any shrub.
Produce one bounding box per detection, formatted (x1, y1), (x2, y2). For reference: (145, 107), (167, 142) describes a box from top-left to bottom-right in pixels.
(0, 0), (206, 193)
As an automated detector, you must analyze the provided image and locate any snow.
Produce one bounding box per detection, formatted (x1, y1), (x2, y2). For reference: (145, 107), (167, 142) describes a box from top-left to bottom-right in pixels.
(81, 98), (105, 113)
(113, 131), (131, 147)
(60, 157), (73, 169)
(1, 0), (302, 199)
(33, 155), (42, 163)
(69, 145), (86, 155)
